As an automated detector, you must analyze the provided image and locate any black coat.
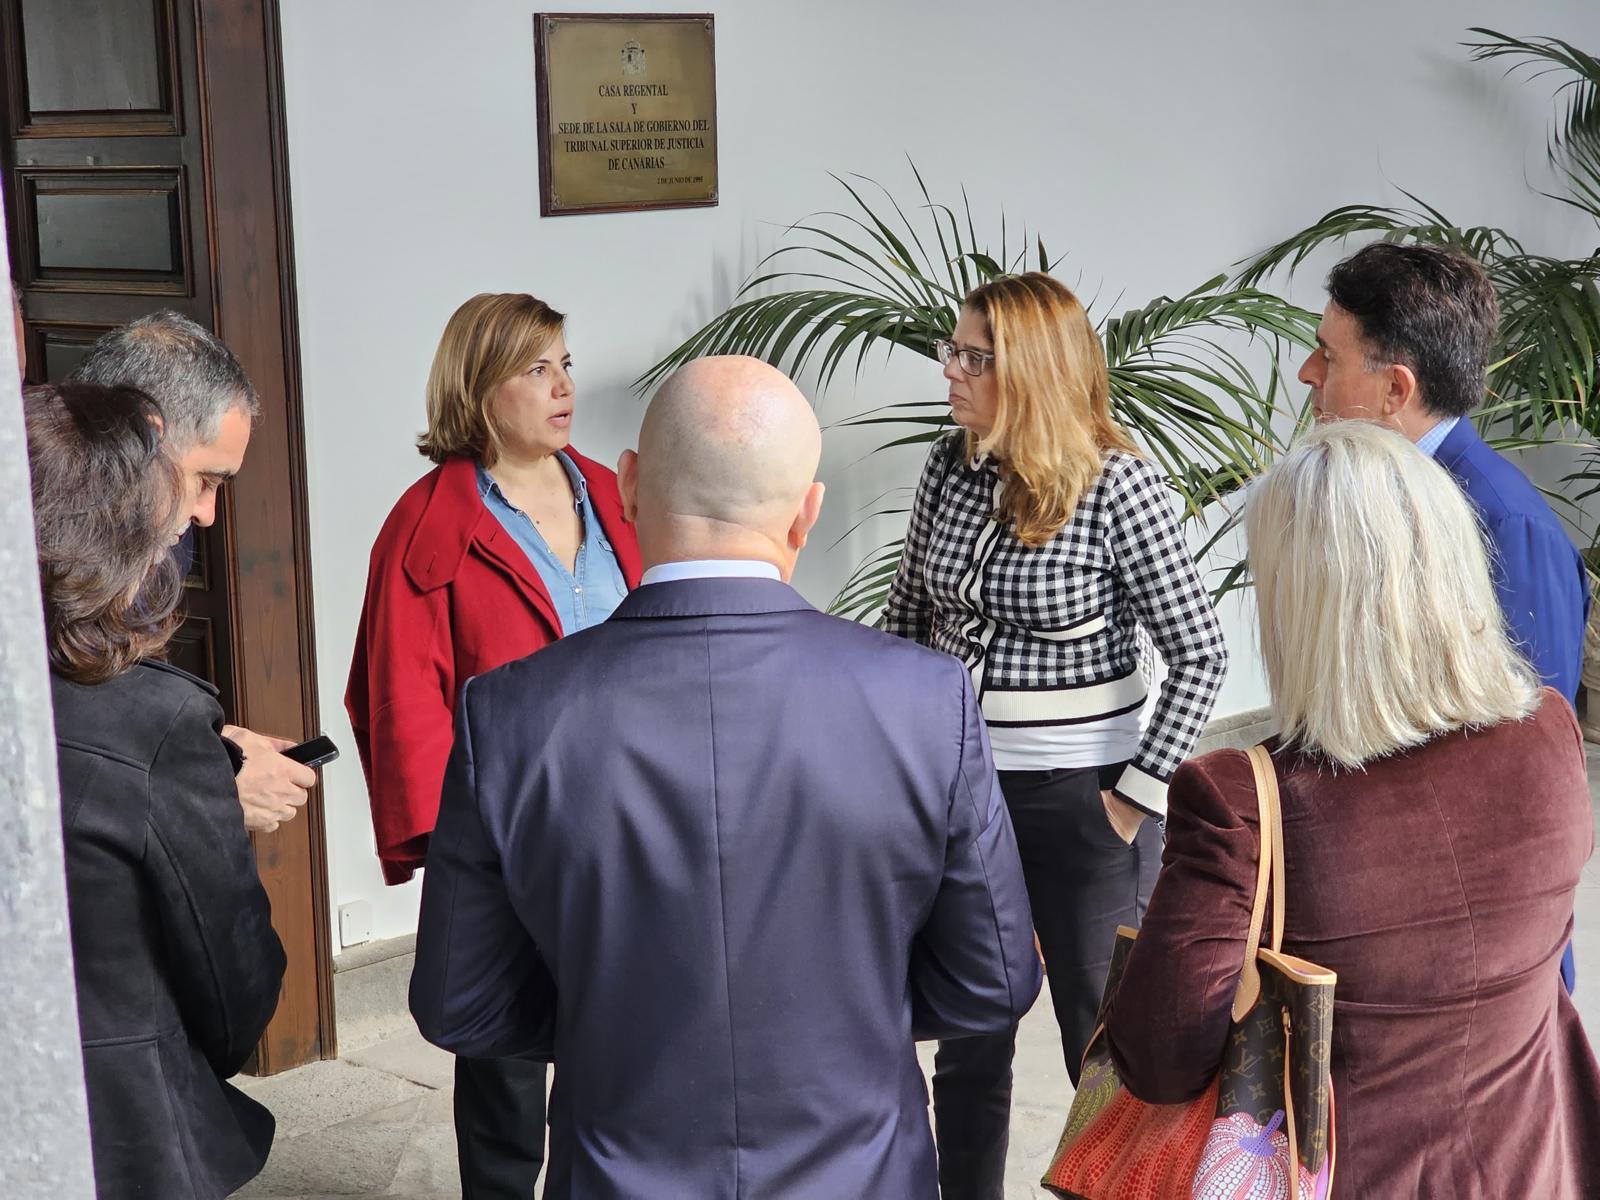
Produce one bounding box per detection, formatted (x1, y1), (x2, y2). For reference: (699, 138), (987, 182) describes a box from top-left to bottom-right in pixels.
(53, 659), (285, 1198)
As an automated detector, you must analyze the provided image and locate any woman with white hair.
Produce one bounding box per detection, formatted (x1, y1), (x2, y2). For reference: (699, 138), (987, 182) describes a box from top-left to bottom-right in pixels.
(1102, 420), (1600, 1197)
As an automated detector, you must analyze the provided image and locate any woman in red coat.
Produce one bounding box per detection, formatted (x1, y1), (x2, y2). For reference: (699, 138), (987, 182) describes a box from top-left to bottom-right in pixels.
(347, 291), (639, 1198)
(1103, 420), (1600, 1198)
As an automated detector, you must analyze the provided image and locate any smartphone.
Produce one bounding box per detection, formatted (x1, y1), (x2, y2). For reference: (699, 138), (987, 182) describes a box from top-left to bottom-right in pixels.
(282, 734), (340, 769)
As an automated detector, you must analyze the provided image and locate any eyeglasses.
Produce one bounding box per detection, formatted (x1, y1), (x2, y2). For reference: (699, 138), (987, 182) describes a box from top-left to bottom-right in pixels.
(933, 337), (996, 377)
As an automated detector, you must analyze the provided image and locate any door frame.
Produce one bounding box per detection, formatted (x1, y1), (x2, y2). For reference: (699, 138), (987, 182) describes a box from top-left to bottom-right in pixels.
(195, 0), (334, 1072)
(1, 0), (334, 1073)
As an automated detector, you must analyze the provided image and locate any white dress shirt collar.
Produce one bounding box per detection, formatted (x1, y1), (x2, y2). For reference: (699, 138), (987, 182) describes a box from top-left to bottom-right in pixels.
(1415, 414), (1460, 459)
(640, 559), (783, 586)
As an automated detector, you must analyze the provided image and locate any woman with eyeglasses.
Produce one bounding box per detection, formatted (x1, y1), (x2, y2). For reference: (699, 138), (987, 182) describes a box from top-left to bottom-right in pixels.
(883, 272), (1227, 1199)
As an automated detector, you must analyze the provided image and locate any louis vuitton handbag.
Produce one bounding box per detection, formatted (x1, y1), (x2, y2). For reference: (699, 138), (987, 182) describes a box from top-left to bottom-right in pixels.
(1041, 745), (1338, 1200)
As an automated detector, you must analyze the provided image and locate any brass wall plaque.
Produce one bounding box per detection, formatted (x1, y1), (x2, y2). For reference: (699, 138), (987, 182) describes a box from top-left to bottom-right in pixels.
(534, 13), (718, 217)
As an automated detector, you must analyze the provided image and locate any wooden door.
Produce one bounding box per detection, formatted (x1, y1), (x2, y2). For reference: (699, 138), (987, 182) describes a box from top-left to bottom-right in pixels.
(1, 0), (238, 720)
(0, 0), (333, 1072)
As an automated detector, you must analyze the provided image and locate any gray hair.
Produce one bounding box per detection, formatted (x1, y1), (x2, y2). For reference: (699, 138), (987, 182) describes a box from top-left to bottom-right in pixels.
(69, 311), (258, 452)
(1245, 420), (1538, 768)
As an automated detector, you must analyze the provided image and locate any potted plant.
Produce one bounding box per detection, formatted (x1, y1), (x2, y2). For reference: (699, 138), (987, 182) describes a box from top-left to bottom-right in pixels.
(638, 164), (1316, 618)
(1235, 28), (1600, 735)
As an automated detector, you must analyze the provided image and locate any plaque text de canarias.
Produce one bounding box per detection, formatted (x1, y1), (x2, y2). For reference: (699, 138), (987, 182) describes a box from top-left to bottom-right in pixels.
(534, 13), (719, 217)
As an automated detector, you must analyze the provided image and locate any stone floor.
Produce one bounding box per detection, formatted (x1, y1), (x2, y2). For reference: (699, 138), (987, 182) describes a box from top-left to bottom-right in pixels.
(236, 744), (1600, 1199)
(236, 985), (1071, 1200)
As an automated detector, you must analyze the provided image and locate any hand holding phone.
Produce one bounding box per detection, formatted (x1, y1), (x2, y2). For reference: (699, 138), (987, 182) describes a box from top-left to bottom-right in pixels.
(282, 734), (340, 769)
(225, 725), (320, 834)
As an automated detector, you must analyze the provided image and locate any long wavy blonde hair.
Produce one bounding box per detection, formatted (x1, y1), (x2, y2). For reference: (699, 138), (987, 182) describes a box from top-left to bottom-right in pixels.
(963, 273), (1137, 545)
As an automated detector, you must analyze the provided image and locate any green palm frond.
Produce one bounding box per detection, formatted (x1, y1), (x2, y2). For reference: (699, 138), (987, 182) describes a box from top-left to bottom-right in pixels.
(1565, 446), (1600, 570)
(1102, 280), (1314, 517)
(1234, 196), (1525, 289)
(639, 31), (1600, 619)
(1489, 253), (1600, 433)
(636, 164), (1065, 396)
(638, 167), (1315, 620)
(827, 540), (910, 623)
(1467, 29), (1600, 220)
(1237, 27), (1600, 479)
(1234, 200), (1444, 288)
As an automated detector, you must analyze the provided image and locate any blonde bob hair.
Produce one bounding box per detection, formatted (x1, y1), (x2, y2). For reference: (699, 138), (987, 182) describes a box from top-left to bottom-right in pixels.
(417, 292), (565, 465)
(963, 273), (1138, 545)
(1246, 420), (1538, 768)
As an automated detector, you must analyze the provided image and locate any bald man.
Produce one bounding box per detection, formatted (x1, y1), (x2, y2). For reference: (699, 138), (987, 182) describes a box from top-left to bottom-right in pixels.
(411, 357), (1040, 1199)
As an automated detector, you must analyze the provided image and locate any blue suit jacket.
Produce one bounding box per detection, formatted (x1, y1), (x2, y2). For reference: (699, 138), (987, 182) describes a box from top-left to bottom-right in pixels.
(410, 576), (1041, 1199)
(1435, 420), (1589, 705)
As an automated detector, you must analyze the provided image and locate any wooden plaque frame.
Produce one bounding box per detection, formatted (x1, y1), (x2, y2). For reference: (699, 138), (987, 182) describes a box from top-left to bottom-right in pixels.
(534, 12), (718, 217)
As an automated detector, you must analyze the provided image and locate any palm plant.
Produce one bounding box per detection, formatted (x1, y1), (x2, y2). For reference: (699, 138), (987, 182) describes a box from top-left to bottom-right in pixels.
(638, 165), (1316, 620)
(1236, 29), (1600, 488)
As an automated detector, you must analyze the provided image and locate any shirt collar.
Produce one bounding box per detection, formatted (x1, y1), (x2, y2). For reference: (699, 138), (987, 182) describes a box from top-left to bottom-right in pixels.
(1415, 415), (1460, 460)
(640, 559), (783, 586)
(476, 453), (588, 509)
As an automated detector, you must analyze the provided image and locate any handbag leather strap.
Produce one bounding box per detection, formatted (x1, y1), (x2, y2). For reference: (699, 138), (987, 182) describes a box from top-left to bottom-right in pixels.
(1264, 745), (1286, 954)
(1282, 1007), (1301, 1200)
(1231, 743), (1283, 1021)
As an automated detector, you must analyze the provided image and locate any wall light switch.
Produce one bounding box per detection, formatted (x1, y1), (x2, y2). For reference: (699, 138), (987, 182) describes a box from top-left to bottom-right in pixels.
(338, 900), (372, 948)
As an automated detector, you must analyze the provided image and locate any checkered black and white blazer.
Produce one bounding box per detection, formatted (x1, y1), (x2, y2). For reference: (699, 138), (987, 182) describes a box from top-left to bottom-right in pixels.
(882, 431), (1228, 819)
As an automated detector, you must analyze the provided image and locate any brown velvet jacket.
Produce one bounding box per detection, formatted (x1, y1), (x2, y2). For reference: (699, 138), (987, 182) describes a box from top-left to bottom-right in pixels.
(1105, 691), (1600, 1198)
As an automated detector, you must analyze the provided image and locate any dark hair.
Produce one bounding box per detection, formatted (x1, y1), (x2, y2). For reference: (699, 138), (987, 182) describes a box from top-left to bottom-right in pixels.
(1325, 243), (1499, 419)
(69, 310), (258, 452)
(27, 382), (186, 684)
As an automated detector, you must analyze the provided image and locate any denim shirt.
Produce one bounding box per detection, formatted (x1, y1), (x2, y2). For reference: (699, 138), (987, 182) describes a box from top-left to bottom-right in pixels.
(476, 455), (629, 635)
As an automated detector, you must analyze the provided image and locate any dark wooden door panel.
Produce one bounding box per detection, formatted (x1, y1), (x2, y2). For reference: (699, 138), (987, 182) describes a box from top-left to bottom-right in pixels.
(8, 0), (180, 137)
(0, 0), (331, 1071)
(2, 0), (231, 726)
(165, 610), (219, 684)
(25, 317), (112, 383)
(25, 168), (191, 284)
(1, 2), (208, 304)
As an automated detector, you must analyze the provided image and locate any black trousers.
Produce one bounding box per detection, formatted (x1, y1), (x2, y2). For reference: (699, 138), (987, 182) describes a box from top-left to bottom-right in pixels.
(454, 1055), (548, 1199)
(932, 764), (1161, 1200)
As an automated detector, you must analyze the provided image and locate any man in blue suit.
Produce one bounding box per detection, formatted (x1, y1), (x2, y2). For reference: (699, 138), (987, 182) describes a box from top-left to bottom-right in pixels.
(1300, 242), (1591, 987)
(410, 355), (1042, 1198)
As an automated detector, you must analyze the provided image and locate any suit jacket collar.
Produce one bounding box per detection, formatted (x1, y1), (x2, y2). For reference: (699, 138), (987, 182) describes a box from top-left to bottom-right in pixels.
(402, 452), (642, 602)
(1433, 415), (1484, 472)
(611, 576), (813, 621)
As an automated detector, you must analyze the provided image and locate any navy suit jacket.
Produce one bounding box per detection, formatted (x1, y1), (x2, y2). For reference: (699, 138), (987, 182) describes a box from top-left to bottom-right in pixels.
(1434, 420), (1589, 704)
(410, 576), (1041, 1199)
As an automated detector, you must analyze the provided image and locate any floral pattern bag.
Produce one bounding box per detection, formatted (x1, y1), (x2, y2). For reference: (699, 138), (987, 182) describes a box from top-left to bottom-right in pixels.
(1041, 745), (1338, 1200)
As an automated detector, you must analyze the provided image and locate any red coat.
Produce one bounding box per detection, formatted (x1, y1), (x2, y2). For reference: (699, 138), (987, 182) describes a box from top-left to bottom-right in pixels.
(346, 452), (641, 884)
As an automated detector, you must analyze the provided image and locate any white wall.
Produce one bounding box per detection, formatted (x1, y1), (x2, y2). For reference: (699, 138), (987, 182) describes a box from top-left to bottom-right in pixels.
(279, 0), (1600, 948)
